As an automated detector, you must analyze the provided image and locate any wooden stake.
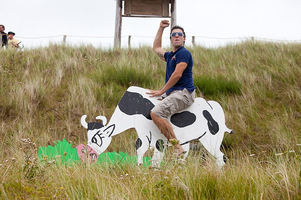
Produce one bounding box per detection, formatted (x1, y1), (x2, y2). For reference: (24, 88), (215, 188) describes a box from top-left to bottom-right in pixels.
(114, 0), (122, 48)
(171, 0), (177, 28)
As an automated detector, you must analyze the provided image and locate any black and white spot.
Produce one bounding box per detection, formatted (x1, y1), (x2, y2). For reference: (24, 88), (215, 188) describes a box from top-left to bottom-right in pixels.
(203, 110), (219, 135)
(118, 91), (154, 120)
(156, 139), (165, 152)
(170, 111), (196, 128)
(135, 138), (142, 150)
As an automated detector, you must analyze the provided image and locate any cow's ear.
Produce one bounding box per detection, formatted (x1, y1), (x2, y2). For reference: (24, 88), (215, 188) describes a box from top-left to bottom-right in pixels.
(104, 125), (115, 137)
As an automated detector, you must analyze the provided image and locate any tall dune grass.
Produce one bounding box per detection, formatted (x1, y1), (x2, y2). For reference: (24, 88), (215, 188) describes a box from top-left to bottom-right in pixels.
(0, 42), (301, 199)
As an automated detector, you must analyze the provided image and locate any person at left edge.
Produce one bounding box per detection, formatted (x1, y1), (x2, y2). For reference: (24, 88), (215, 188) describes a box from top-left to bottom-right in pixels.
(0, 24), (8, 47)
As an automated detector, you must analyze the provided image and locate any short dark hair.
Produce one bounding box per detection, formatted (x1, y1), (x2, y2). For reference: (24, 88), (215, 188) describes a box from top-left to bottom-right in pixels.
(170, 25), (186, 39)
(0, 24), (5, 30)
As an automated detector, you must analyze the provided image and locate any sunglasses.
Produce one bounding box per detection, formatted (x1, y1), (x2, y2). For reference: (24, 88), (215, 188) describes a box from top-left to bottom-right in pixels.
(170, 32), (184, 37)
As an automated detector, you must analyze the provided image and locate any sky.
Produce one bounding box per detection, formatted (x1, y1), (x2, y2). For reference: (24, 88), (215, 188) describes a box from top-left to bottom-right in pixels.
(1, 0), (301, 48)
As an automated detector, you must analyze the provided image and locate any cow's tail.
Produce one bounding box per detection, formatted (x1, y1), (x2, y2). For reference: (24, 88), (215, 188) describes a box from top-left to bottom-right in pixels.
(225, 126), (234, 134)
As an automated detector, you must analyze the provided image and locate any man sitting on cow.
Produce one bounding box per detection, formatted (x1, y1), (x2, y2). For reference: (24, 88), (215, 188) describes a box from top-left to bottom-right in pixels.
(147, 20), (196, 157)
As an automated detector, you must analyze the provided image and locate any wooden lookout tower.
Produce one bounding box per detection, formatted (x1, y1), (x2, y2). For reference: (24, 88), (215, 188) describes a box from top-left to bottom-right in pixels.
(114, 0), (177, 48)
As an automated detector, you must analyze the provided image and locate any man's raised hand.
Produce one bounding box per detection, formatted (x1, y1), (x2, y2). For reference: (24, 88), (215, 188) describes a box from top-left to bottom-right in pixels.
(160, 20), (170, 28)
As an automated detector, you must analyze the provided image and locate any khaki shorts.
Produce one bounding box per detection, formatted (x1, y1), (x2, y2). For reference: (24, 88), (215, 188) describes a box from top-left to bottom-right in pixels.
(151, 88), (195, 119)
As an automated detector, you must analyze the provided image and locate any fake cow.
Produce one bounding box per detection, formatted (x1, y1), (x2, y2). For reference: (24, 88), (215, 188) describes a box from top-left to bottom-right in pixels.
(79, 86), (233, 168)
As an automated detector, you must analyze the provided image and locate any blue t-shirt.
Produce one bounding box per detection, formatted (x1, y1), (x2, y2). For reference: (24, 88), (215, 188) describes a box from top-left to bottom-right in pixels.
(164, 46), (195, 95)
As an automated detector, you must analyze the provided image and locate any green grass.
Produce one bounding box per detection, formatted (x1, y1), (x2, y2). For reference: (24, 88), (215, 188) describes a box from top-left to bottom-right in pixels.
(1, 42), (301, 199)
(194, 75), (241, 97)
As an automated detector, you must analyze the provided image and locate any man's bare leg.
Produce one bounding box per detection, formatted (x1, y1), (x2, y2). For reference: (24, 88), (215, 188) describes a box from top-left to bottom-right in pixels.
(150, 111), (185, 156)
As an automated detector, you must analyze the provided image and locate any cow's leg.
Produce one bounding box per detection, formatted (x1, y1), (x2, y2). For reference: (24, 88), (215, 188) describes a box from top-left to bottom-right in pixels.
(135, 137), (149, 166)
(173, 143), (190, 165)
(151, 139), (166, 168)
(199, 138), (225, 168)
(152, 148), (164, 168)
(181, 143), (190, 159)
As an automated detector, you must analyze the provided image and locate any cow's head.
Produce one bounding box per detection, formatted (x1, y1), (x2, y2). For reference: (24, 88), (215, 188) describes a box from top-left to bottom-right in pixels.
(80, 115), (115, 155)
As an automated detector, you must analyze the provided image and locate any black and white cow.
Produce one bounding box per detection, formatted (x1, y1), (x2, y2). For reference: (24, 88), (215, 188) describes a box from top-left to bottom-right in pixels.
(80, 86), (233, 168)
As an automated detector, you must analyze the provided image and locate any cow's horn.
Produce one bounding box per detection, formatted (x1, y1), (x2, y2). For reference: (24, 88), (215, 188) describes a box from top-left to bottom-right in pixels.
(80, 115), (88, 129)
(96, 116), (107, 126)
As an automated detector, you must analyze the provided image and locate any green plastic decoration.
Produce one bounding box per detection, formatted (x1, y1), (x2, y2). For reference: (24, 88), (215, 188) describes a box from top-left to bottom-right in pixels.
(38, 138), (80, 164)
(38, 139), (151, 166)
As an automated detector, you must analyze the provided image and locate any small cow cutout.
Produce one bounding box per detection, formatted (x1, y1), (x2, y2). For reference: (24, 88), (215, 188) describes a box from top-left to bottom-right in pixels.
(80, 86), (233, 168)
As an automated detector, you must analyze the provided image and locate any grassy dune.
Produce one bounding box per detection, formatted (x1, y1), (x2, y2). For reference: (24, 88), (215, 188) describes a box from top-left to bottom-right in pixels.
(0, 42), (301, 199)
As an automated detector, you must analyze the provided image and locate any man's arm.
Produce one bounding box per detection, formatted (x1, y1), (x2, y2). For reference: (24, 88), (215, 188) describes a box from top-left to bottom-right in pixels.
(13, 42), (19, 48)
(153, 20), (169, 61)
(147, 62), (188, 97)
